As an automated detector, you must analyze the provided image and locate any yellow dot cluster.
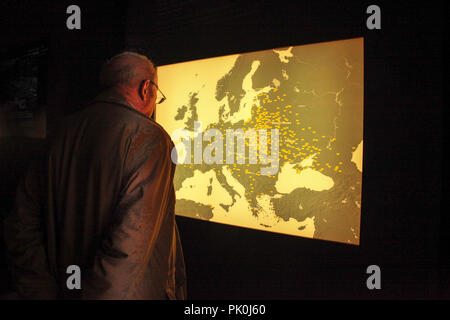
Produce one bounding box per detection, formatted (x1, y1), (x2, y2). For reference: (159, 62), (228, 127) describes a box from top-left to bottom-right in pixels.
(180, 87), (345, 203)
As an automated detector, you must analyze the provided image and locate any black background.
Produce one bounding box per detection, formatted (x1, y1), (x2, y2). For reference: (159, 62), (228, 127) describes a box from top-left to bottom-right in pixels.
(0, 0), (446, 299)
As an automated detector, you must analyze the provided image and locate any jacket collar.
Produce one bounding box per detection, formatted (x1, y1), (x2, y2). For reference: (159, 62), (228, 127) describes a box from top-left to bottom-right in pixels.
(90, 88), (152, 121)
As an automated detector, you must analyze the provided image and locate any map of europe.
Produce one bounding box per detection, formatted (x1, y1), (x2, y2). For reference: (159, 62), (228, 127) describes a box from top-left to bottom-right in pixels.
(156, 37), (363, 245)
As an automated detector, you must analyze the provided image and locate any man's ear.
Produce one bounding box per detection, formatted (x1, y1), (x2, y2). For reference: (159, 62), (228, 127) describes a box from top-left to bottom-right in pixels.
(139, 79), (151, 100)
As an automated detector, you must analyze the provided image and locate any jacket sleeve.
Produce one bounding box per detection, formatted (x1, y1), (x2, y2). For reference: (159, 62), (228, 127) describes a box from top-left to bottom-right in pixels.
(81, 129), (176, 299)
(3, 159), (59, 299)
(165, 221), (187, 300)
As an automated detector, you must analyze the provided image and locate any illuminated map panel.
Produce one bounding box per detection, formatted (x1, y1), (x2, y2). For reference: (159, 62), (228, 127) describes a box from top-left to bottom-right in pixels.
(156, 37), (363, 245)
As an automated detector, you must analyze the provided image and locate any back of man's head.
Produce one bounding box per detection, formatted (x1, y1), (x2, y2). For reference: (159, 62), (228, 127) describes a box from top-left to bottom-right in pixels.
(99, 51), (156, 90)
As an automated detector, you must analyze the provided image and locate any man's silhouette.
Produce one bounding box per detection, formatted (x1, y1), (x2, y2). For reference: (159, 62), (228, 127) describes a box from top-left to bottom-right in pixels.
(3, 52), (187, 299)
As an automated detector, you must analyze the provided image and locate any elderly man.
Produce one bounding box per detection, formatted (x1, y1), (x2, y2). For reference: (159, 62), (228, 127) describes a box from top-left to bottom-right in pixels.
(3, 52), (187, 299)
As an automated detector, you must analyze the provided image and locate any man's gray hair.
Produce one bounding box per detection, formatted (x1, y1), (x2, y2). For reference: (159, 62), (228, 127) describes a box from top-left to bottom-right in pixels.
(99, 51), (156, 89)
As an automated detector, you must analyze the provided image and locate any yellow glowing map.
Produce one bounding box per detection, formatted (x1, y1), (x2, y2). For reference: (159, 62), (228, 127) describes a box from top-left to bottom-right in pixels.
(156, 37), (363, 244)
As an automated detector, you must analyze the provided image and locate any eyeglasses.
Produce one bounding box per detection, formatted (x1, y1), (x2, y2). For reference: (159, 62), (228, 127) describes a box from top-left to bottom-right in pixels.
(150, 80), (166, 104)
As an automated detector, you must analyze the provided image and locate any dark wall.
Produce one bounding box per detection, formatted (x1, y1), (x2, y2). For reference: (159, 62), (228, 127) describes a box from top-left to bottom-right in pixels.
(0, 0), (446, 298)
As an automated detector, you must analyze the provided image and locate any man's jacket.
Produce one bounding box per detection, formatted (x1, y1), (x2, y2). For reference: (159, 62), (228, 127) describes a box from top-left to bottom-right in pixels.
(3, 89), (187, 299)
